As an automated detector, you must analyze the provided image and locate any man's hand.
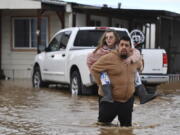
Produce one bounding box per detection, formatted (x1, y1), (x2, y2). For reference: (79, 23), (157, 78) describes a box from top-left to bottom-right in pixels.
(123, 48), (133, 64)
(124, 57), (132, 64)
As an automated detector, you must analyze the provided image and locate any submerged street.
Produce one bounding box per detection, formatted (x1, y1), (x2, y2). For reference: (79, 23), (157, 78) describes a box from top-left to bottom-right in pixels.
(0, 80), (180, 135)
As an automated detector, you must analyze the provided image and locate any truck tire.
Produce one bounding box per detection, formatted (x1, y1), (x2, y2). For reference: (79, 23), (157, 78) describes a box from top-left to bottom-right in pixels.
(70, 71), (82, 95)
(32, 66), (48, 88)
(70, 70), (96, 95)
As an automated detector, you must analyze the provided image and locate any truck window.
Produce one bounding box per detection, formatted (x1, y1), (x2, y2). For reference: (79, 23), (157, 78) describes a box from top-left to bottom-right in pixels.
(47, 33), (62, 52)
(74, 30), (128, 47)
(59, 31), (71, 49)
(74, 30), (103, 47)
(47, 31), (71, 52)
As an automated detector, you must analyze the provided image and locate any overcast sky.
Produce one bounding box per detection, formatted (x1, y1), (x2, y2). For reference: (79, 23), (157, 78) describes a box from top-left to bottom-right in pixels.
(62, 0), (180, 14)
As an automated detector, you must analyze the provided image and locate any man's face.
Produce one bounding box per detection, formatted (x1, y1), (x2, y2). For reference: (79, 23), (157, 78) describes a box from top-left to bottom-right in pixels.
(118, 40), (131, 59)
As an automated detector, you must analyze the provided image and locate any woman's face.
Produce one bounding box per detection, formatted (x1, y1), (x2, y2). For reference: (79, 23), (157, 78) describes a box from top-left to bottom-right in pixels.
(105, 32), (116, 48)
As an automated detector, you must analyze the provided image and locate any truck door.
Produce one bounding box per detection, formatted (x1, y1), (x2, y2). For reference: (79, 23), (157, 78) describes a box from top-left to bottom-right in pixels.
(43, 31), (71, 82)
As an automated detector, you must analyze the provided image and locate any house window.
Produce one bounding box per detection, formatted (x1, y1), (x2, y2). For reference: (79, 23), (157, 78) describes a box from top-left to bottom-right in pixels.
(114, 23), (125, 28)
(115, 23), (120, 27)
(90, 20), (101, 26)
(12, 17), (48, 49)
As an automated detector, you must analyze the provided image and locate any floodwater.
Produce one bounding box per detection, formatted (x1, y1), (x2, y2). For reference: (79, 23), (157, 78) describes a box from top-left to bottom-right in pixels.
(0, 80), (180, 135)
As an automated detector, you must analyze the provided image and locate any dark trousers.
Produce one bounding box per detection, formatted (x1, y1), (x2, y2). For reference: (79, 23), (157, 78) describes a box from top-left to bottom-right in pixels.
(98, 96), (134, 127)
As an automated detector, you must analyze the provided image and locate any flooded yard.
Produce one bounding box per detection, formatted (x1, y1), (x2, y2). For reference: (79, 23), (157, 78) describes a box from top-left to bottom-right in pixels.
(0, 80), (180, 135)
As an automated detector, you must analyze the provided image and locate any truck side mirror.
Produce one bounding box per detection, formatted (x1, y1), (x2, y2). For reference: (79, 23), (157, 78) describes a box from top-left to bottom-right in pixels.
(37, 44), (46, 53)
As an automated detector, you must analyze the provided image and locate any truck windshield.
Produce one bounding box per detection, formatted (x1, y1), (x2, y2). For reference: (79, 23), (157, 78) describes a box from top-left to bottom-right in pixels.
(74, 30), (128, 47)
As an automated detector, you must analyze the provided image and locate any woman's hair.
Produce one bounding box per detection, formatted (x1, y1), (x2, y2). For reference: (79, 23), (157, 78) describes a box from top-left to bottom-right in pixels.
(93, 29), (120, 53)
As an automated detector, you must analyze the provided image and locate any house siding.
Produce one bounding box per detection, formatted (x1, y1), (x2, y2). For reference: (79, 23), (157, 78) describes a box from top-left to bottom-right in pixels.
(48, 11), (62, 38)
(1, 10), (62, 79)
(112, 18), (129, 28)
(0, 0), (41, 9)
(65, 12), (73, 28)
(76, 13), (86, 26)
(91, 15), (108, 26)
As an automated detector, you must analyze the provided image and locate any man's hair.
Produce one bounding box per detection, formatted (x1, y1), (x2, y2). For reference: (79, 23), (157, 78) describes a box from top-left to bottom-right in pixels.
(119, 36), (132, 47)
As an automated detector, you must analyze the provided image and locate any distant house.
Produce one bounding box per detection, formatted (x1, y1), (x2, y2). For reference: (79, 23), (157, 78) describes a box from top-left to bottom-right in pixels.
(0, 0), (67, 79)
(0, 0), (180, 79)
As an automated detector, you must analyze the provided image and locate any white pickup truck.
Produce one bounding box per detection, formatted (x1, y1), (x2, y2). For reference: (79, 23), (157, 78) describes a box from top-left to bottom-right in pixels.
(32, 27), (169, 95)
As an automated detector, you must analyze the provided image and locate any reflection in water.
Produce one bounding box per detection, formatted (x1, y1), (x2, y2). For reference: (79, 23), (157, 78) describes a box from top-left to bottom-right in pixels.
(99, 127), (135, 135)
(0, 80), (180, 135)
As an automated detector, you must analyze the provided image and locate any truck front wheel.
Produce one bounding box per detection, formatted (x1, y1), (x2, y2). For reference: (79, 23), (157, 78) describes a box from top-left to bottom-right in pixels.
(32, 66), (48, 88)
(70, 71), (82, 95)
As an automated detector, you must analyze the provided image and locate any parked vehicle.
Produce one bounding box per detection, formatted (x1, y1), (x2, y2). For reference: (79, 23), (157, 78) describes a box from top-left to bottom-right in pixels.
(32, 27), (169, 95)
